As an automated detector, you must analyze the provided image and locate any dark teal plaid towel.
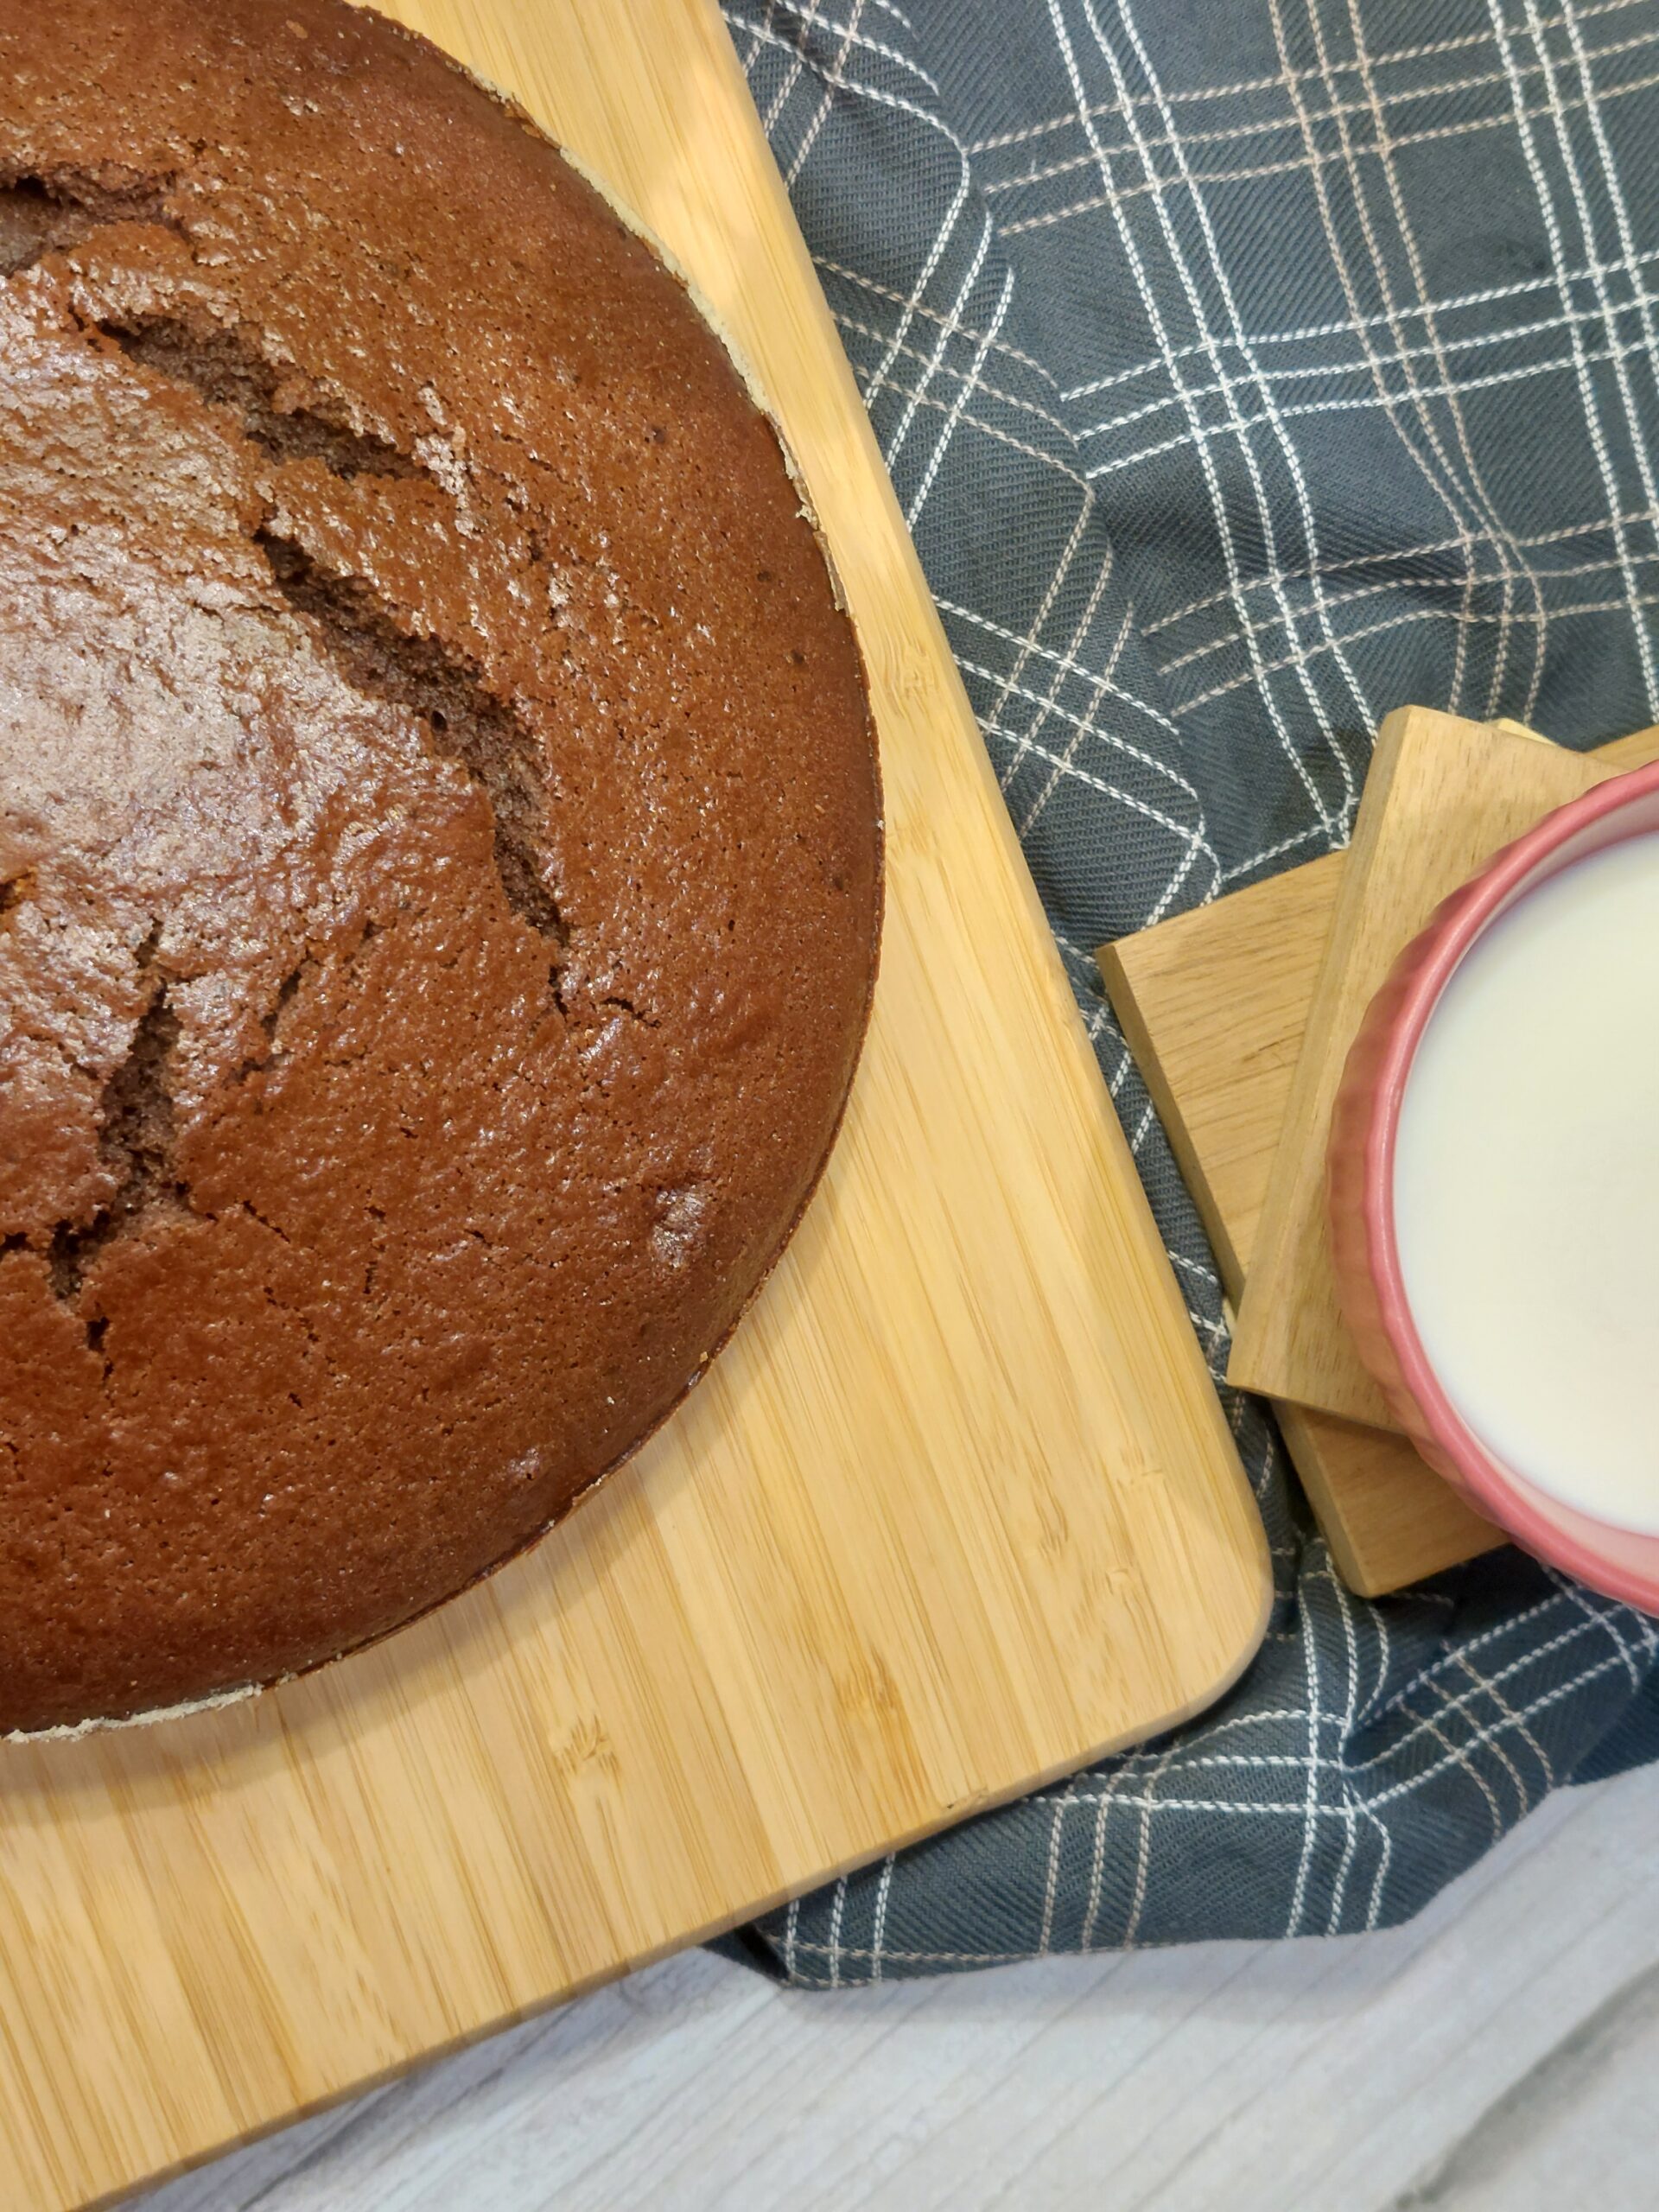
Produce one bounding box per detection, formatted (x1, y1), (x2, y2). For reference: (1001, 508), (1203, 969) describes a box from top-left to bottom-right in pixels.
(715, 0), (1659, 1981)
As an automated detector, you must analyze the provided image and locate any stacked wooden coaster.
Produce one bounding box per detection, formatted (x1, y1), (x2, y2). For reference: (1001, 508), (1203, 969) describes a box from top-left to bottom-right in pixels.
(1100, 705), (1659, 1596)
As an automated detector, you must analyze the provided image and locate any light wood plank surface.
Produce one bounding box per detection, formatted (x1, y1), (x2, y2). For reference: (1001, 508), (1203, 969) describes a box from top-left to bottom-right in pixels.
(0, 6), (1271, 2208)
(130, 1764), (1659, 2212)
(1228, 708), (1656, 1426)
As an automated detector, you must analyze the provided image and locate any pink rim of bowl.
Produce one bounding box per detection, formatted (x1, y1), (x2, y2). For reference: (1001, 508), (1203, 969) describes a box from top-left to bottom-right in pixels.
(1327, 757), (1659, 1611)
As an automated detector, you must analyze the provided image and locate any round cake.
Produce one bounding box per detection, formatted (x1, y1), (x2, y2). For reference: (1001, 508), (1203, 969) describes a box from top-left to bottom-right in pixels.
(0, 0), (880, 1732)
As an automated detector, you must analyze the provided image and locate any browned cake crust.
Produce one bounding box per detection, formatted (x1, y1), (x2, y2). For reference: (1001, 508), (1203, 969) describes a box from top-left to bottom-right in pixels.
(0, 0), (880, 1732)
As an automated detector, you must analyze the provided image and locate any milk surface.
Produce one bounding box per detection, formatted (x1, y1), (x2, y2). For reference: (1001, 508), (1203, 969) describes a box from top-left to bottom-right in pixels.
(1393, 832), (1659, 1531)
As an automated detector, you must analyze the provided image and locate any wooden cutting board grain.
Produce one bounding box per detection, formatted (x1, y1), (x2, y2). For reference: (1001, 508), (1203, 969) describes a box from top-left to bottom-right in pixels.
(0, 6), (1270, 2208)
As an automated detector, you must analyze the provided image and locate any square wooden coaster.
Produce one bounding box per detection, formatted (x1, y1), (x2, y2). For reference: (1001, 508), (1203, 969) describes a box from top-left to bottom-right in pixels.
(1103, 712), (1659, 1592)
(1100, 853), (1496, 1593)
(1228, 707), (1655, 1428)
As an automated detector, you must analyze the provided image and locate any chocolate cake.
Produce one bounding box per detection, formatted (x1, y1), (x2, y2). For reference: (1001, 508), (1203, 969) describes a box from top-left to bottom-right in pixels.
(0, 0), (880, 1732)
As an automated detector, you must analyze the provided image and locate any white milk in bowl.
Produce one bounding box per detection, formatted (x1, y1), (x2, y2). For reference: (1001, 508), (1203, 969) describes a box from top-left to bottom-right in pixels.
(1392, 831), (1659, 1532)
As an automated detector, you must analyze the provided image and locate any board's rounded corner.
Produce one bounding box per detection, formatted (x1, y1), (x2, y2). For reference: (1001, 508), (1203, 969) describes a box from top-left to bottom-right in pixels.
(1158, 1522), (1274, 1744)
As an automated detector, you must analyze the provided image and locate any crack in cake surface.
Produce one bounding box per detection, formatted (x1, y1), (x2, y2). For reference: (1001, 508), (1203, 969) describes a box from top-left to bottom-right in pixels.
(0, 171), (177, 276)
(30, 270), (568, 1008)
(101, 317), (424, 480)
(255, 527), (569, 972)
(48, 965), (184, 1311)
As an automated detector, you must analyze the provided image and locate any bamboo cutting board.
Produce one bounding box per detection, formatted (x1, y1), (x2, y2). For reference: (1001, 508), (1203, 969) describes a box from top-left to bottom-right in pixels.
(0, 6), (1270, 2208)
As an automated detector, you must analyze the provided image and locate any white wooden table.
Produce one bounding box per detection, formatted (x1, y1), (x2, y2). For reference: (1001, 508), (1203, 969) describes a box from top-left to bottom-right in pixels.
(130, 1762), (1659, 2211)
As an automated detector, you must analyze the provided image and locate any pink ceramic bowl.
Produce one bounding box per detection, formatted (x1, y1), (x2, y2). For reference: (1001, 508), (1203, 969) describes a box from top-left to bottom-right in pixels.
(1327, 757), (1659, 1610)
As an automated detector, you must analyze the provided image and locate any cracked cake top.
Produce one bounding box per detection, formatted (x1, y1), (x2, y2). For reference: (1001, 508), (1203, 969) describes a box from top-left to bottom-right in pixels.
(0, 0), (881, 1732)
